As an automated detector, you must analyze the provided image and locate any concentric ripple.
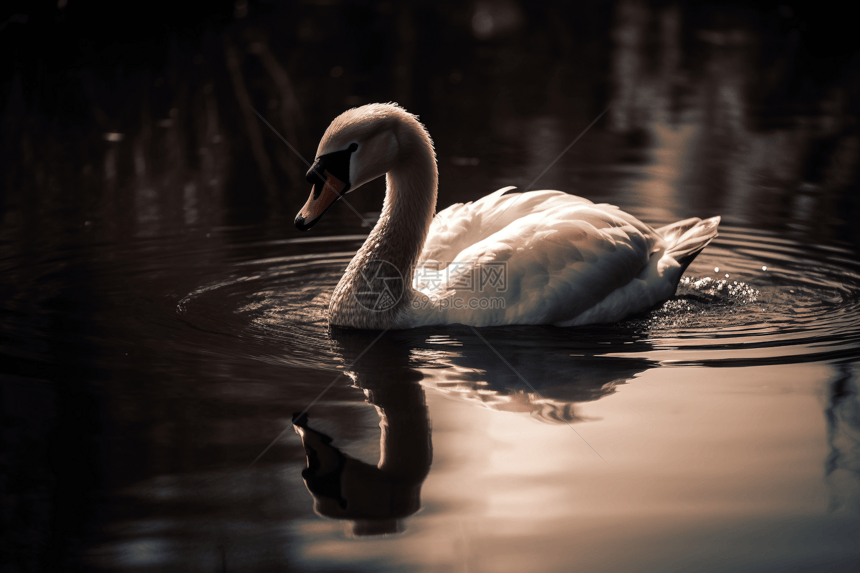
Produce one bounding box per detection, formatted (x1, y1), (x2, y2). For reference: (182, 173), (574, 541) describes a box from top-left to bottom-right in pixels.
(625, 225), (860, 365)
(177, 225), (860, 374)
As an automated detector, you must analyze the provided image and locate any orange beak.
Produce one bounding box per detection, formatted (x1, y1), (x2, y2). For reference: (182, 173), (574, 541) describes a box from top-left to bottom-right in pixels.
(295, 172), (345, 231)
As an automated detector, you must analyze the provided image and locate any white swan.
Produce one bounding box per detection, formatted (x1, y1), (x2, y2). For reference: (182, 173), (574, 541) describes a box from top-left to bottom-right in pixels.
(295, 103), (719, 330)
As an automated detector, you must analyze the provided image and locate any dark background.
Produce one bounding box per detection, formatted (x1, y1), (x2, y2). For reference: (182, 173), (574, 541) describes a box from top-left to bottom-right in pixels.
(3, 0), (859, 232)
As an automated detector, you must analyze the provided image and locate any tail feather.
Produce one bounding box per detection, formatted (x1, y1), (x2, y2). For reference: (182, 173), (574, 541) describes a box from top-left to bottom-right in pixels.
(656, 217), (702, 243)
(662, 216), (720, 274)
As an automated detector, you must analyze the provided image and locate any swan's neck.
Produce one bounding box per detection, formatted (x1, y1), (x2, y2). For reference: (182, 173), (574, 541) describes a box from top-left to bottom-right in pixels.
(330, 135), (438, 328)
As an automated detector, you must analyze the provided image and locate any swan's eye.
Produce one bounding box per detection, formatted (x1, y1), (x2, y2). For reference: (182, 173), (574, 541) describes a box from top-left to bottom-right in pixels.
(348, 143), (358, 152)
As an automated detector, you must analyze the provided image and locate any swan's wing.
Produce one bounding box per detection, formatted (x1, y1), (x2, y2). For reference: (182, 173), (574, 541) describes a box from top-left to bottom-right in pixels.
(413, 202), (666, 326)
(418, 188), (594, 267)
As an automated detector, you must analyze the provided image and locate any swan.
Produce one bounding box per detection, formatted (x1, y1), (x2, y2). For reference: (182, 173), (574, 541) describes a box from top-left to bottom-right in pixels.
(295, 103), (719, 330)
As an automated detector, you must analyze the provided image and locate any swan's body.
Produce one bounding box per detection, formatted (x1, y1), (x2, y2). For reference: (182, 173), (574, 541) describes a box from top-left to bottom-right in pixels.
(295, 103), (719, 330)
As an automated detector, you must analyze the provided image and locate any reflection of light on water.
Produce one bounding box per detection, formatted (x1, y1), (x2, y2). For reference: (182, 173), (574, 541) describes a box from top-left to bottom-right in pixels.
(681, 276), (760, 302)
(403, 364), (857, 573)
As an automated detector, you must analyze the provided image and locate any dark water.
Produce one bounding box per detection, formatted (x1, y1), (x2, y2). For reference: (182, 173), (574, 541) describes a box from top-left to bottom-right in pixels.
(3, 1), (860, 571)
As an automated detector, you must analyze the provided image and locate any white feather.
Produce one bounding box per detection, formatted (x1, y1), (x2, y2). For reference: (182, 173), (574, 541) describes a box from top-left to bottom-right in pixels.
(408, 189), (717, 327)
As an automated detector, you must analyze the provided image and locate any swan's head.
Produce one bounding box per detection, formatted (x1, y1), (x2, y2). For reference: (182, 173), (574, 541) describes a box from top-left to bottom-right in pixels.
(295, 103), (426, 231)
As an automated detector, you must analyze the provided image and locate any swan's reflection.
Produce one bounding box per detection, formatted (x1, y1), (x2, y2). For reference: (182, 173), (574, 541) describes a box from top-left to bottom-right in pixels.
(294, 330), (431, 536)
(411, 325), (655, 423)
(293, 325), (656, 535)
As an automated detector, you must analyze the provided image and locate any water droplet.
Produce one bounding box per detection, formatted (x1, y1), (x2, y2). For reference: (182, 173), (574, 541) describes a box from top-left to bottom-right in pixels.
(725, 274), (729, 278)
(714, 267), (719, 273)
(762, 265), (767, 271)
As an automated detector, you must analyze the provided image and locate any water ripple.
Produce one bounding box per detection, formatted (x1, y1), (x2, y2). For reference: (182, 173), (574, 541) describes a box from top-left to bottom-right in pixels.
(176, 226), (860, 379)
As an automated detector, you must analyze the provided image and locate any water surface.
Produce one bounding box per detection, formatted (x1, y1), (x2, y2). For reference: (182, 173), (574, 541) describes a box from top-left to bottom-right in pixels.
(3, 1), (860, 571)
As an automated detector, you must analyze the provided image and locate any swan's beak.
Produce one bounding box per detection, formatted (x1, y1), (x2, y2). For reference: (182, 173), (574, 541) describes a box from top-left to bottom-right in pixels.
(295, 144), (357, 231)
(295, 171), (345, 231)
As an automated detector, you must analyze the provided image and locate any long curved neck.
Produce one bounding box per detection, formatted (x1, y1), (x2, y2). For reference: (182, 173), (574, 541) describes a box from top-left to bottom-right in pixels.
(329, 127), (438, 329)
(375, 154), (438, 273)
